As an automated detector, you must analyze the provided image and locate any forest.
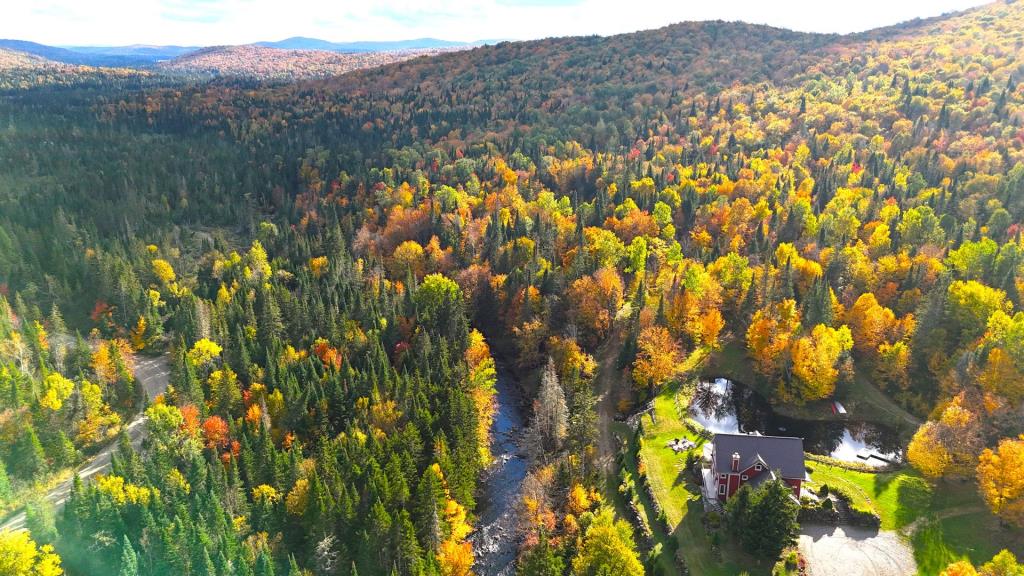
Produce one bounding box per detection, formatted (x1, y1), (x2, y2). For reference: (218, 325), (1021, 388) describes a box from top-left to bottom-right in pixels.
(1, 1), (1024, 575)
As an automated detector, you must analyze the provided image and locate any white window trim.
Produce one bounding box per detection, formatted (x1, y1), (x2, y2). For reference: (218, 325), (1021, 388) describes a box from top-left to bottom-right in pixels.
(718, 484), (726, 495)
(754, 464), (763, 471)
(741, 475), (748, 480)
(720, 473), (726, 479)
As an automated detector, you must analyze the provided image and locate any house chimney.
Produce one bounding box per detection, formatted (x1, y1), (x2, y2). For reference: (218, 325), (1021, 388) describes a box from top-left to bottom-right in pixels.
(731, 452), (740, 472)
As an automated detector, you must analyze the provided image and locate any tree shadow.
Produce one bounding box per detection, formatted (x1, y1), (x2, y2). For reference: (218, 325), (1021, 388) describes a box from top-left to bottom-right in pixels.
(893, 476), (932, 528)
(872, 468), (898, 495)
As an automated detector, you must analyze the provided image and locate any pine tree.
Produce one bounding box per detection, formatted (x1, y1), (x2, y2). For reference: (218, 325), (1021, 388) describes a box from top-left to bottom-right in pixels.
(0, 460), (11, 504)
(119, 535), (139, 576)
(256, 550), (276, 576)
(13, 425), (47, 480)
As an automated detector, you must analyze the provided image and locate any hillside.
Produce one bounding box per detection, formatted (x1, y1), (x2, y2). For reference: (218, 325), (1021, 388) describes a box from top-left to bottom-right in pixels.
(254, 36), (481, 52)
(157, 44), (465, 79)
(0, 46), (54, 70)
(2, 3), (1024, 576)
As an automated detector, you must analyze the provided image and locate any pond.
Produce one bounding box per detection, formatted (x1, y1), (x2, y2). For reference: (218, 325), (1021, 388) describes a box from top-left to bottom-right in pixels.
(690, 378), (902, 467)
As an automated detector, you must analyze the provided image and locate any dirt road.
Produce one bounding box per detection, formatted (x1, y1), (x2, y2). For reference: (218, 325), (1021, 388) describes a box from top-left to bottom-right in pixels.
(0, 354), (169, 532)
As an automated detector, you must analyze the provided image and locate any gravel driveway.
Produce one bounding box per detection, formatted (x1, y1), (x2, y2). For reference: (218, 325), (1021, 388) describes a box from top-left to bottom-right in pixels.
(799, 524), (917, 576)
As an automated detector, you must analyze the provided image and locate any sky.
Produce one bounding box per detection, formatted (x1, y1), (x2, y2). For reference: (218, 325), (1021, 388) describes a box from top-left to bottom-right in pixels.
(3, 0), (993, 47)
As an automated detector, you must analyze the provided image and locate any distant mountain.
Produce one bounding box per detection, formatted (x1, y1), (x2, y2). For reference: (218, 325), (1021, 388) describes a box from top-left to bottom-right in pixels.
(0, 39), (193, 67)
(0, 37), (497, 69)
(0, 39), (88, 65)
(253, 37), (498, 52)
(63, 45), (197, 60)
(158, 44), (465, 80)
(0, 46), (56, 70)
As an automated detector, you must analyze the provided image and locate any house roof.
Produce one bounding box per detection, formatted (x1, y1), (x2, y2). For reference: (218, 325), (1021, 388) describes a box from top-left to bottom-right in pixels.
(712, 433), (805, 479)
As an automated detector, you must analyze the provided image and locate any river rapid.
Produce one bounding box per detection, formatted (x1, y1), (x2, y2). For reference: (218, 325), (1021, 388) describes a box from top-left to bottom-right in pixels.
(470, 364), (528, 576)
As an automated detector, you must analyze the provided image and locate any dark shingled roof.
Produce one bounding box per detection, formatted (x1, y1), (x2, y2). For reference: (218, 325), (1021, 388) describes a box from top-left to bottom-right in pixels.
(712, 433), (804, 479)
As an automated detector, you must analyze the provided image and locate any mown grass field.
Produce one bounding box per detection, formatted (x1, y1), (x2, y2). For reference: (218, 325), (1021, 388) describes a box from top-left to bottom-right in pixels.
(804, 460), (1024, 575)
(630, 374), (772, 576)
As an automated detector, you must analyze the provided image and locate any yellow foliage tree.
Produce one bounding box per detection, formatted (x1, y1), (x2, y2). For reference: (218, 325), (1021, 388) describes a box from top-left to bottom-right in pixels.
(908, 422), (954, 478)
(187, 338), (222, 368)
(152, 258), (176, 284)
(129, 315), (147, 350)
(0, 529), (64, 576)
(571, 507), (644, 576)
(465, 330), (496, 464)
(632, 325), (681, 391)
(285, 478), (310, 516)
(308, 256), (329, 278)
(746, 299), (801, 378)
(39, 373), (74, 411)
(789, 324), (853, 401)
(976, 436), (1024, 527)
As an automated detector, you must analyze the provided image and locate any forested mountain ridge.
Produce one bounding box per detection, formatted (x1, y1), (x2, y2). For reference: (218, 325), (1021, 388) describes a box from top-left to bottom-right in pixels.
(1, 2), (1024, 575)
(157, 45), (466, 80)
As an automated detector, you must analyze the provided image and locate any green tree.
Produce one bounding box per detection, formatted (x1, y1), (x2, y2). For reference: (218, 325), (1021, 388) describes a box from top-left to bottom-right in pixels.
(571, 507), (644, 576)
(118, 536), (139, 576)
(12, 425), (47, 480)
(517, 531), (564, 576)
(0, 460), (12, 504)
(728, 478), (800, 560)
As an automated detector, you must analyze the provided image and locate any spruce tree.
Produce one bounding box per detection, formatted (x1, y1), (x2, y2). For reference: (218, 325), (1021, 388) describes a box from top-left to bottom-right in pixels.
(119, 535), (139, 576)
(256, 550), (276, 576)
(13, 424), (47, 480)
(0, 460), (11, 504)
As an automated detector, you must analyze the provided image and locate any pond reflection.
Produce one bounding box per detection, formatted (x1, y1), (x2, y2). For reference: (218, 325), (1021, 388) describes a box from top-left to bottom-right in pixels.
(690, 378), (902, 466)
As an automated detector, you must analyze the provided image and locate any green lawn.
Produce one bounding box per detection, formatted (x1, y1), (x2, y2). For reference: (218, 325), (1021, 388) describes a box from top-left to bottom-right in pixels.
(913, 511), (1023, 576)
(805, 462), (984, 530)
(632, 378), (770, 576)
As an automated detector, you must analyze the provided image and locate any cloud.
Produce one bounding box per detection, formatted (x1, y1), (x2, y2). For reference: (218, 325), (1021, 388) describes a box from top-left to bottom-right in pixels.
(0, 0), (991, 48)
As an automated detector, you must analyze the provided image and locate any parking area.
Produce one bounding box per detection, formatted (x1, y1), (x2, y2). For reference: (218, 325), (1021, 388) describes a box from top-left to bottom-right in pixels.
(798, 524), (916, 576)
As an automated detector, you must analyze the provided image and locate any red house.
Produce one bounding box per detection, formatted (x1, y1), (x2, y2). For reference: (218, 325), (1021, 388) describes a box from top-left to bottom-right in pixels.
(702, 433), (806, 502)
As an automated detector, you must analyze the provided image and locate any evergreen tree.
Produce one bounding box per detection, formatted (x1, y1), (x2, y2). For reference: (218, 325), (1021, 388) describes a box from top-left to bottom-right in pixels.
(12, 425), (47, 480)
(517, 530), (565, 576)
(119, 535), (139, 576)
(0, 460), (11, 504)
(256, 550), (276, 576)
(728, 479), (799, 559)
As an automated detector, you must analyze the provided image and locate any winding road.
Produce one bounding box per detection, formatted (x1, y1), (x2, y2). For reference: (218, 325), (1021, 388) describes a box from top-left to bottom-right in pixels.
(0, 354), (170, 532)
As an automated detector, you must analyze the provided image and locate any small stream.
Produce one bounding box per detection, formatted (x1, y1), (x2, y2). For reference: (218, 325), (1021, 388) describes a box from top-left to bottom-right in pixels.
(471, 364), (528, 576)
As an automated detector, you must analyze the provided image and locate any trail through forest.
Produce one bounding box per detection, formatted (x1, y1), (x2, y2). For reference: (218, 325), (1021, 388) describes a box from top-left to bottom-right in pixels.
(0, 354), (169, 532)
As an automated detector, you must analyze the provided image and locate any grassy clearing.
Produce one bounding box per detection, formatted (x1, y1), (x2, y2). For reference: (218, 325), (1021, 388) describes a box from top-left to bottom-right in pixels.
(805, 462), (983, 530)
(912, 511), (1023, 576)
(805, 461), (1024, 575)
(631, 373), (769, 576)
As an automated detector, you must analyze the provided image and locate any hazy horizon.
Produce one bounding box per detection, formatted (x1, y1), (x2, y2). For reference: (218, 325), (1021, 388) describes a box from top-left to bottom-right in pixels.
(4, 0), (991, 48)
